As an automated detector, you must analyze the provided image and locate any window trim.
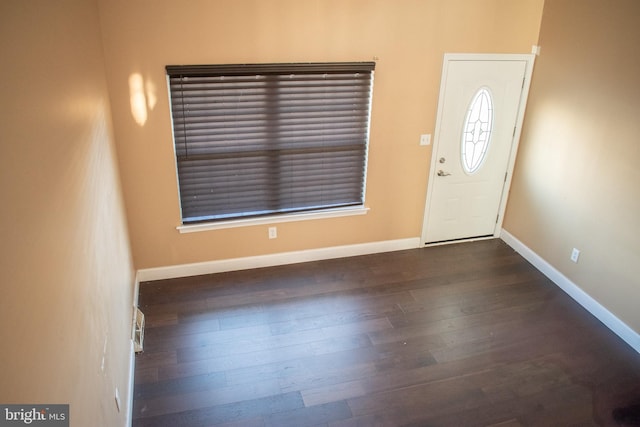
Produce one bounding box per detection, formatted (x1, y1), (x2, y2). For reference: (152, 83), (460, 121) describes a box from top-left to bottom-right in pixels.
(176, 205), (369, 233)
(166, 62), (376, 228)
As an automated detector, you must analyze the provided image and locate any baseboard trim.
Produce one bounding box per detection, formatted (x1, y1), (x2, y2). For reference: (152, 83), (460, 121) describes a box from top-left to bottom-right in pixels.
(133, 272), (140, 308)
(126, 273), (140, 427)
(501, 229), (640, 354)
(125, 341), (135, 427)
(137, 237), (421, 283)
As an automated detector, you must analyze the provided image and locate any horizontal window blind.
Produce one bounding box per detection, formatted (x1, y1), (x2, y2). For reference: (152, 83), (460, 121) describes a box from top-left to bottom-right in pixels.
(167, 62), (375, 223)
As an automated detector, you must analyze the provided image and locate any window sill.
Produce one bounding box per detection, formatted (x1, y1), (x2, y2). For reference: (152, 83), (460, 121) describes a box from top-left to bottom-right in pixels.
(176, 206), (370, 234)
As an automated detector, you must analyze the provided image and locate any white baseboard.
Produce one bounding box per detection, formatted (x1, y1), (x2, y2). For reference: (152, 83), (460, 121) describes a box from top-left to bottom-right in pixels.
(125, 273), (140, 427)
(137, 237), (421, 283)
(501, 229), (640, 354)
(133, 272), (140, 308)
(125, 341), (135, 427)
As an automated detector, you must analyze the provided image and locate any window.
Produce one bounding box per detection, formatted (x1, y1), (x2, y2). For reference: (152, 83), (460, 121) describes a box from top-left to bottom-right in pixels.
(166, 62), (375, 224)
(461, 87), (493, 174)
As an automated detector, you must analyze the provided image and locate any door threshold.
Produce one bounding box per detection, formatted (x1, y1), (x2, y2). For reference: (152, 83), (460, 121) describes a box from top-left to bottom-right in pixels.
(423, 234), (495, 247)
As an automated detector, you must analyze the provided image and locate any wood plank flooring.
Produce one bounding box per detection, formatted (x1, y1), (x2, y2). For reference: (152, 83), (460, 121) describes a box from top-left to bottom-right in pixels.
(133, 239), (640, 426)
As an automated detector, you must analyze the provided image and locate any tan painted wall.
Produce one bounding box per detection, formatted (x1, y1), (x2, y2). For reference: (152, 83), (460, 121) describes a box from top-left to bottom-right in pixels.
(504, 0), (640, 332)
(98, 0), (544, 269)
(0, 1), (135, 425)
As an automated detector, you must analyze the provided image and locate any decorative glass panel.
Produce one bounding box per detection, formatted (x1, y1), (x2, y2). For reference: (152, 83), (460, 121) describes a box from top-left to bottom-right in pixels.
(461, 88), (493, 174)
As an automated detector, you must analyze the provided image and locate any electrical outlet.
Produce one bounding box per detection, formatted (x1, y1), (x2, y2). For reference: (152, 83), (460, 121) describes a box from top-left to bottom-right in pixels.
(419, 134), (431, 146)
(268, 226), (277, 239)
(570, 248), (580, 263)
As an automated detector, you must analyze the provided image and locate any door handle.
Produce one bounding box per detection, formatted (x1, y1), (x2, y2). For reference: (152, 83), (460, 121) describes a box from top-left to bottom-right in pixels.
(437, 170), (451, 177)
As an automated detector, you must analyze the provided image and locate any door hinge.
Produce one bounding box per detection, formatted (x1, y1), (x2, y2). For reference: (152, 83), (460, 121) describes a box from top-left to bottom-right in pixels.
(496, 213), (500, 224)
(504, 172), (508, 182)
(522, 77), (526, 89)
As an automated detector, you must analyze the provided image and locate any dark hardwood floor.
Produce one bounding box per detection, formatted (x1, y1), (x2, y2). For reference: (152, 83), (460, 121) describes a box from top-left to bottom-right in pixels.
(133, 239), (640, 426)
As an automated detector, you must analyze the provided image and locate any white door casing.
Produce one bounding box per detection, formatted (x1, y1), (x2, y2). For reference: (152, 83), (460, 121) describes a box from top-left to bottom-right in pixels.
(421, 54), (535, 245)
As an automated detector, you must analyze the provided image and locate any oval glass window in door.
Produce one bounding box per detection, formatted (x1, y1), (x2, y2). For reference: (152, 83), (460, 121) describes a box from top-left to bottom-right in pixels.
(461, 88), (494, 174)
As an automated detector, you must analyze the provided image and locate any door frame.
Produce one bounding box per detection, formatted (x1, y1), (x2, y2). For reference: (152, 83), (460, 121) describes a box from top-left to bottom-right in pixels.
(420, 53), (536, 246)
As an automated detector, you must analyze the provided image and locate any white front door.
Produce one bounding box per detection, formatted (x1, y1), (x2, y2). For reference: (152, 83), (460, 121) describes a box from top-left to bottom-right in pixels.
(422, 54), (534, 245)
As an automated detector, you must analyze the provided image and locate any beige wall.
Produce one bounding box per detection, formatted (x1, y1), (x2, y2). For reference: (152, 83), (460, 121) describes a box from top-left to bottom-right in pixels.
(504, 0), (640, 332)
(0, 1), (135, 425)
(98, 0), (544, 269)
(5, 0), (637, 422)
